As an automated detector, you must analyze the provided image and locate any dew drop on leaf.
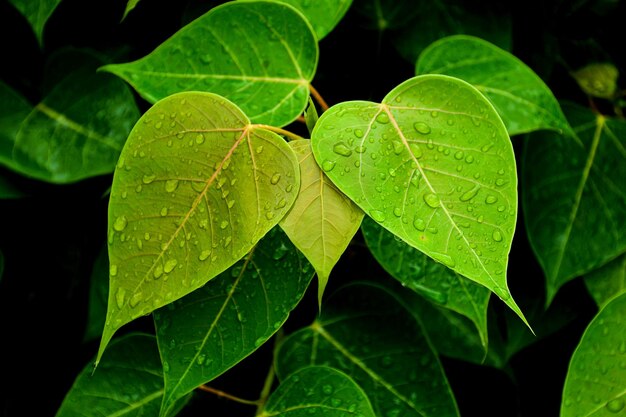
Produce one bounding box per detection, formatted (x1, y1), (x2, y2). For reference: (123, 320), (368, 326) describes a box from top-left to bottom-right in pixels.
(423, 193), (440, 208)
(142, 174), (156, 184)
(369, 209), (386, 222)
(376, 112), (390, 124)
(322, 160), (336, 172)
(333, 142), (352, 157)
(270, 173), (281, 184)
(459, 185), (480, 202)
(115, 288), (126, 309)
(165, 179), (179, 192)
(606, 398), (625, 413)
(485, 195), (498, 204)
(164, 259), (178, 273)
(492, 230), (503, 242)
(414, 122), (431, 134)
(113, 216), (128, 232)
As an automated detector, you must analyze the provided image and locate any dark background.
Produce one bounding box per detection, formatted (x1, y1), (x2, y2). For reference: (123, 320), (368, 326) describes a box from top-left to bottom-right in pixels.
(0, 0), (621, 415)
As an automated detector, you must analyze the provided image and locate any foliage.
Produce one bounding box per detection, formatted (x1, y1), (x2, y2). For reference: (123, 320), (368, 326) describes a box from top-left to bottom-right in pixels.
(0, 0), (624, 416)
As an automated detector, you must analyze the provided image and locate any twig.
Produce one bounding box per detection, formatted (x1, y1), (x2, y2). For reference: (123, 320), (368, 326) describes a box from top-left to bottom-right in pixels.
(309, 84), (329, 112)
(197, 385), (260, 406)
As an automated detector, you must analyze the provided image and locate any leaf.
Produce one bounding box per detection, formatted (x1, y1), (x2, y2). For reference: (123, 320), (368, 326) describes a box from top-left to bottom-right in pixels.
(2, 61), (140, 183)
(279, 140), (363, 305)
(304, 97), (318, 135)
(585, 254), (626, 309)
(99, 91), (300, 365)
(361, 216), (489, 348)
(122, 0), (142, 21)
(259, 366), (376, 417)
(561, 293), (626, 417)
(268, 0), (353, 40)
(84, 245), (109, 342)
(416, 35), (570, 136)
(572, 63), (619, 99)
(523, 103), (626, 304)
(102, 1), (319, 127)
(154, 227), (313, 416)
(311, 74), (527, 324)
(7, 0), (61, 46)
(354, 0), (421, 30)
(56, 333), (191, 417)
(276, 282), (460, 417)
(0, 80), (32, 169)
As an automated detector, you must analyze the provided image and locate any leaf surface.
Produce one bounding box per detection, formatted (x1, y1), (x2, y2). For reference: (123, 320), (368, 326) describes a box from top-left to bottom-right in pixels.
(8, 0), (61, 46)
(270, 0), (352, 40)
(276, 282), (459, 417)
(572, 63), (619, 99)
(103, 1), (318, 127)
(416, 35), (570, 136)
(311, 74), (526, 323)
(0, 81), (33, 170)
(259, 366), (376, 417)
(122, 0), (141, 20)
(523, 103), (626, 304)
(279, 140), (363, 304)
(561, 293), (626, 417)
(585, 254), (626, 309)
(154, 227), (313, 416)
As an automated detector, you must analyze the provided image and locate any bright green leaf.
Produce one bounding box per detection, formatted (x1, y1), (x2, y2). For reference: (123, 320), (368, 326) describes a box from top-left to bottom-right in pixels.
(56, 333), (191, 417)
(276, 282), (460, 417)
(523, 103), (626, 304)
(416, 35), (570, 136)
(102, 1), (319, 127)
(304, 97), (318, 135)
(585, 254), (626, 309)
(0, 81), (33, 169)
(311, 74), (527, 324)
(361, 216), (489, 347)
(561, 293), (626, 417)
(99, 92), (300, 365)
(122, 0), (142, 21)
(572, 63), (619, 99)
(154, 227), (314, 416)
(259, 366), (376, 417)
(84, 245), (109, 342)
(8, 0), (61, 46)
(266, 0), (352, 40)
(279, 140), (363, 305)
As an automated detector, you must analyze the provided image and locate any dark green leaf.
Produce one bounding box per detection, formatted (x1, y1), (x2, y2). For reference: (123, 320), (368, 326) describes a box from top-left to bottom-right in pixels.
(84, 245), (109, 342)
(259, 366), (376, 417)
(354, 0), (420, 30)
(561, 293), (626, 416)
(103, 1), (319, 127)
(276, 282), (460, 417)
(0, 81), (33, 169)
(7, 0), (61, 46)
(572, 63), (619, 99)
(270, 0), (353, 40)
(154, 227), (313, 416)
(585, 254), (626, 309)
(523, 103), (626, 304)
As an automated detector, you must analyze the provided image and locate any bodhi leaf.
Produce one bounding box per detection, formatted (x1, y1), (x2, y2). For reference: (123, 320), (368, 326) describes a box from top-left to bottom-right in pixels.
(259, 366), (376, 417)
(571, 63), (619, 99)
(102, 1), (318, 127)
(279, 140), (363, 305)
(585, 254), (626, 309)
(361, 216), (489, 348)
(523, 103), (626, 304)
(8, 0), (61, 46)
(311, 74), (527, 325)
(154, 227), (313, 416)
(561, 293), (626, 417)
(56, 333), (190, 417)
(265, 0), (353, 40)
(276, 282), (460, 417)
(98, 92), (300, 365)
(416, 35), (570, 136)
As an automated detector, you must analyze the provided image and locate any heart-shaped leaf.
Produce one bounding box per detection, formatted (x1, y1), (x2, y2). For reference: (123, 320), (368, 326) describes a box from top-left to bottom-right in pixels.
(102, 1), (318, 127)
(8, 0), (61, 46)
(585, 254), (626, 309)
(259, 366), (376, 417)
(154, 227), (313, 416)
(416, 35), (570, 136)
(561, 293), (626, 417)
(270, 0), (353, 40)
(279, 140), (363, 304)
(311, 74), (526, 324)
(98, 92), (300, 364)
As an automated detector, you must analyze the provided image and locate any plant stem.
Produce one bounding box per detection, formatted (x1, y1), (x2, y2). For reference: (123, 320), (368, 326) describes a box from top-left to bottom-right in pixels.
(254, 124), (306, 141)
(309, 84), (329, 112)
(197, 385), (260, 406)
(296, 115), (306, 124)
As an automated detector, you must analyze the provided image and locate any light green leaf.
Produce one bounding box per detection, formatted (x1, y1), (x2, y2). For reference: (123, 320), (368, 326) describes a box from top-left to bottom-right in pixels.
(122, 0), (142, 21)
(523, 103), (626, 304)
(267, 0), (352, 40)
(279, 140), (363, 305)
(0, 81), (33, 169)
(585, 254), (626, 309)
(276, 282), (460, 417)
(572, 63), (619, 99)
(416, 35), (570, 136)
(304, 97), (318, 135)
(154, 227), (313, 416)
(361, 216), (489, 348)
(8, 0), (61, 46)
(56, 333), (190, 417)
(561, 293), (626, 417)
(84, 245), (109, 342)
(103, 1), (319, 127)
(311, 74), (527, 324)
(259, 366), (376, 417)
(99, 92), (300, 365)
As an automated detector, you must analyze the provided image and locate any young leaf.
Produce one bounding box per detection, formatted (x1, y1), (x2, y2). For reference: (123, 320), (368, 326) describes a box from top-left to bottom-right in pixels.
(276, 282), (460, 417)
(99, 92), (300, 364)
(122, 0), (141, 21)
(571, 63), (619, 99)
(523, 103), (626, 304)
(279, 140), (363, 305)
(102, 1), (319, 127)
(84, 245), (109, 342)
(361, 216), (489, 348)
(561, 293), (626, 416)
(304, 97), (319, 135)
(259, 366), (376, 417)
(269, 0), (353, 40)
(0, 81), (33, 169)
(585, 254), (626, 309)
(56, 333), (190, 417)
(7, 0), (61, 46)
(154, 227), (314, 416)
(311, 74), (527, 324)
(416, 35), (570, 136)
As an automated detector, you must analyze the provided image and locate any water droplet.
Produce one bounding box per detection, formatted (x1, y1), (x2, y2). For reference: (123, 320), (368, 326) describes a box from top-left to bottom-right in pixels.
(493, 286), (510, 300)
(322, 160), (336, 172)
(224, 236), (232, 247)
(495, 178), (507, 187)
(153, 264), (164, 279)
(376, 112), (390, 124)
(392, 207), (402, 217)
(409, 142), (423, 158)
(492, 230), (503, 242)
(142, 174), (156, 184)
(459, 185), (480, 202)
(195, 134), (205, 144)
(465, 155), (474, 164)
(164, 259), (178, 273)
(129, 292), (142, 308)
(423, 193), (440, 208)
(414, 122), (431, 135)
(255, 145), (264, 154)
(606, 399), (625, 413)
(113, 216), (128, 231)
(354, 129), (364, 138)
(322, 384), (333, 394)
(270, 173), (281, 184)
(454, 151), (464, 160)
(273, 243), (289, 260)
(197, 354), (206, 365)
(165, 179), (179, 192)
(333, 142), (352, 157)
(115, 288), (126, 309)
(220, 220), (229, 229)
(485, 195), (498, 204)
(413, 218), (426, 231)
(254, 337), (265, 347)
(392, 140), (404, 155)
(432, 252), (455, 268)
(155, 121), (163, 129)
(199, 250), (211, 261)
(160, 207), (168, 216)
(369, 209), (386, 222)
